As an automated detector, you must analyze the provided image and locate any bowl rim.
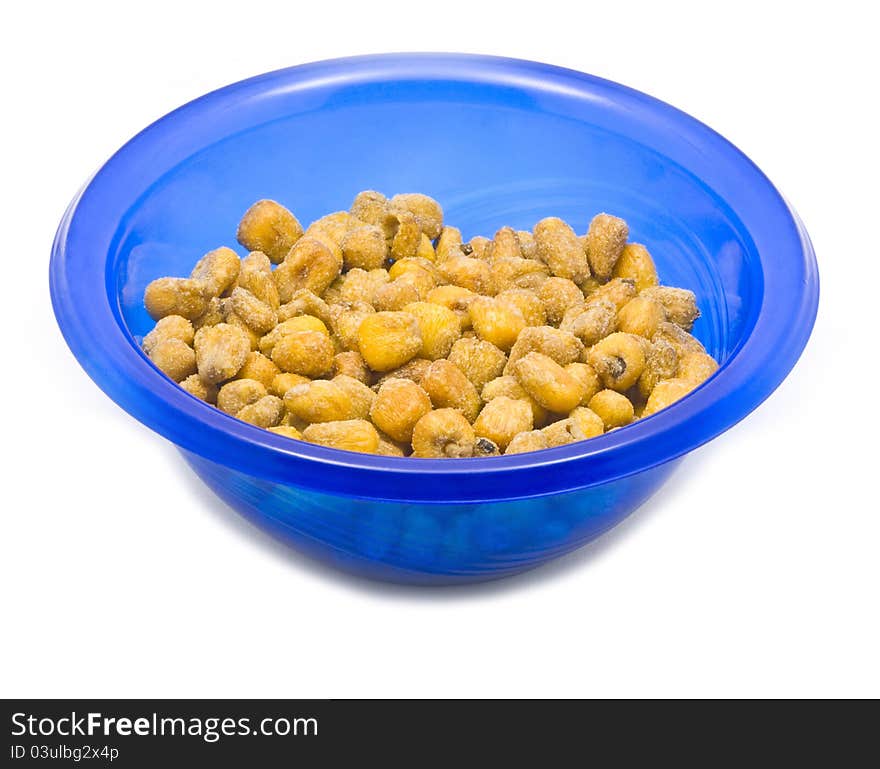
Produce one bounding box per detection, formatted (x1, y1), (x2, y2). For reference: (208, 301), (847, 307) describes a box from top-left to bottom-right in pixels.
(49, 52), (819, 504)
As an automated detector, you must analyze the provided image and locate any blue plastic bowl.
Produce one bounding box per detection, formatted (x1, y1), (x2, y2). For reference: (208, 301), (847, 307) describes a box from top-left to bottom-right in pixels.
(50, 54), (818, 584)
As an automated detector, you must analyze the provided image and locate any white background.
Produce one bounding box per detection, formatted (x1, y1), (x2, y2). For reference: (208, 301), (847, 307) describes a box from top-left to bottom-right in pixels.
(2, 0), (877, 698)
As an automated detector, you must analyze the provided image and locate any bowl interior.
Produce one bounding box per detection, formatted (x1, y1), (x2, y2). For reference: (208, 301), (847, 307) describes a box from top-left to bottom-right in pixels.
(112, 74), (761, 362)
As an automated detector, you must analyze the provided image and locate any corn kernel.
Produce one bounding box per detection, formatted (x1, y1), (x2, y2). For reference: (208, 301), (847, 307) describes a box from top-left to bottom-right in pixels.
(411, 409), (476, 458)
(302, 419), (380, 453)
(235, 351), (280, 389)
(144, 277), (211, 321)
(357, 311), (423, 371)
(148, 338), (196, 382)
(273, 236), (342, 302)
(513, 352), (584, 413)
(390, 193), (444, 239)
(538, 277), (585, 326)
(438, 256), (494, 295)
(270, 329), (335, 377)
(143, 315), (194, 355)
(559, 300), (618, 346)
(447, 337), (507, 392)
(237, 199), (303, 264)
(370, 378), (432, 443)
(534, 217), (590, 284)
(641, 287), (700, 331)
(490, 256), (549, 293)
(217, 379), (267, 415)
(588, 389), (635, 429)
(481, 375), (548, 426)
(584, 213), (628, 281)
(469, 296), (526, 352)
(332, 350), (370, 383)
(505, 325), (584, 374)
(587, 332), (647, 391)
(642, 378), (695, 417)
(612, 243), (658, 292)
(190, 246), (241, 296)
(420, 359), (481, 422)
(617, 295), (666, 339)
(403, 301), (461, 360)
(269, 372), (310, 398)
(236, 395), (284, 428)
(193, 323), (251, 384)
(505, 430), (548, 455)
(284, 379), (354, 423)
(473, 396), (533, 451)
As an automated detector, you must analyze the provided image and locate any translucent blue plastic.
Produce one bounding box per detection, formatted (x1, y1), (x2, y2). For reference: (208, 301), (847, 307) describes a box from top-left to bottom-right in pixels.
(50, 54), (818, 584)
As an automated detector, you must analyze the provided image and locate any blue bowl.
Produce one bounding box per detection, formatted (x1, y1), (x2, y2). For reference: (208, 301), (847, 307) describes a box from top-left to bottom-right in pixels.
(50, 54), (818, 584)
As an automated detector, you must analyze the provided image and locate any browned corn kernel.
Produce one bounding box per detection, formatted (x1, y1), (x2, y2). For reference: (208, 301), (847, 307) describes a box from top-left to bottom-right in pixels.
(240, 250), (272, 274)
(224, 312), (261, 351)
(332, 374), (376, 420)
(537, 277), (585, 326)
(579, 275), (601, 296)
(304, 211), (360, 246)
(193, 297), (225, 330)
(642, 378), (695, 417)
(565, 362), (602, 406)
(388, 256), (440, 283)
(637, 338), (680, 400)
(505, 430), (548, 454)
(189, 246), (241, 297)
(180, 374), (217, 403)
(357, 311), (423, 371)
(677, 351), (719, 385)
(269, 372), (310, 398)
(403, 301), (461, 360)
(277, 289), (332, 325)
(481, 375), (548, 426)
(341, 225), (387, 271)
(495, 289), (546, 327)
(217, 379), (267, 415)
(237, 200), (304, 264)
(273, 236), (342, 302)
(541, 418), (580, 447)
(584, 213), (628, 281)
(652, 321), (706, 357)
(144, 277), (210, 321)
(372, 357), (432, 389)
(259, 316), (329, 358)
(435, 226), (464, 262)
(148, 338), (196, 382)
(350, 190), (391, 224)
(390, 193), (444, 239)
(142, 315), (194, 354)
(370, 378), (432, 443)
(329, 303), (375, 351)
(426, 285), (478, 329)
(447, 337), (507, 392)
(332, 350), (370, 383)
(237, 262), (280, 311)
(420, 359), (481, 423)
(588, 389), (635, 429)
(438, 256), (494, 295)
(612, 243), (658, 292)
(235, 351), (280, 389)
(268, 425), (303, 440)
(585, 277), (637, 310)
(504, 325), (585, 374)
(472, 437), (500, 456)
(490, 256), (550, 293)
(516, 230), (538, 260)
(271, 329), (335, 377)
(389, 210), (421, 261)
(513, 352), (584, 413)
(534, 217), (591, 284)
(411, 409), (476, 458)
(467, 236), (492, 260)
(490, 226), (522, 260)
(559, 300), (618, 346)
(587, 332), (647, 391)
(469, 296), (526, 352)
(641, 286), (700, 331)
(617, 295), (666, 339)
(373, 279), (421, 311)
(229, 286), (277, 334)
(236, 395), (284, 428)
(473, 396), (533, 451)
(416, 234), (436, 262)
(374, 434), (407, 456)
(338, 267), (387, 305)
(302, 419), (380, 453)
(569, 406), (605, 439)
(284, 379), (353, 423)
(193, 323), (250, 384)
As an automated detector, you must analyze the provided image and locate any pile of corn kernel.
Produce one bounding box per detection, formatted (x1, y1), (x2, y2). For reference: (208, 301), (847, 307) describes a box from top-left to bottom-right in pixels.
(141, 191), (718, 457)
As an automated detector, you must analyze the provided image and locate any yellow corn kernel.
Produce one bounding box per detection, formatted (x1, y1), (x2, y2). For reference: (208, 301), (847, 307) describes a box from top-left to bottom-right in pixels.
(270, 329), (335, 378)
(617, 295), (666, 338)
(587, 332), (647, 391)
(504, 325), (584, 373)
(217, 379), (266, 416)
(189, 246), (241, 297)
(447, 337), (507, 392)
(538, 277), (585, 326)
(341, 225), (387, 271)
(411, 409), (476, 458)
(373, 279), (421, 311)
(584, 213), (628, 281)
(235, 351), (280, 389)
(329, 303), (375, 352)
(651, 321), (707, 357)
(331, 350), (370, 384)
(268, 425), (303, 440)
(637, 338), (679, 400)
(302, 419), (380, 453)
(337, 267), (387, 306)
(236, 395), (284, 428)
(193, 323), (251, 384)
(273, 236), (342, 302)
(229, 287), (277, 334)
(438, 256), (494, 295)
(490, 256), (550, 293)
(565, 362), (602, 406)
(389, 210), (421, 262)
(490, 226), (522, 260)
(588, 389), (635, 429)
(559, 300), (618, 346)
(258, 316), (328, 358)
(179, 374), (217, 403)
(148, 338), (196, 382)
(513, 352), (584, 414)
(466, 235), (492, 260)
(541, 418), (580, 447)
(357, 312), (423, 372)
(284, 379), (354, 423)
(142, 315), (194, 355)
(434, 226), (463, 262)
(678, 351), (719, 386)
(390, 192), (444, 239)
(403, 301), (461, 360)
(534, 217), (590, 284)
(473, 396), (533, 451)
(237, 261), (280, 310)
(469, 296), (526, 352)
(481, 375), (548, 427)
(495, 288), (546, 327)
(236, 199), (304, 264)
(568, 406), (605, 439)
(585, 277), (637, 310)
(332, 374), (376, 420)
(612, 243), (658, 292)
(416, 233), (436, 262)
(277, 289), (332, 326)
(372, 358), (432, 390)
(370, 378), (432, 443)
(505, 429), (548, 454)
(516, 230), (538, 260)
(144, 277), (211, 321)
(641, 287), (700, 331)
(426, 285), (478, 329)
(642, 378), (696, 417)
(269, 372), (310, 398)
(420, 359), (481, 423)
